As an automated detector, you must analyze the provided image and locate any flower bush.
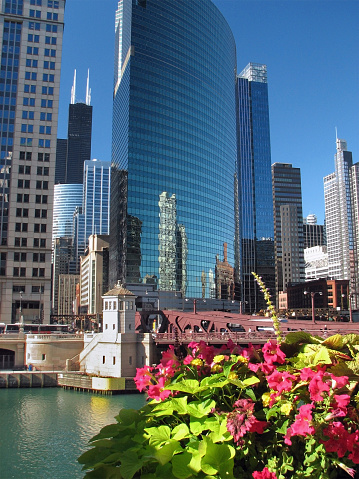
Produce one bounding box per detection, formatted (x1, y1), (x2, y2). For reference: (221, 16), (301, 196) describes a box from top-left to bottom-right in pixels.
(79, 332), (359, 478)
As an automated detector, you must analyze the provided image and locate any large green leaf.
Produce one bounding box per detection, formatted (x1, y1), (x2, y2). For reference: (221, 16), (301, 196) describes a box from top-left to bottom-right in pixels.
(153, 440), (183, 465)
(84, 465), (121, 478)
(171, 423), (190, 441)
(144, 425), (171, 446)
(186, 399), (216, 418)
(90, 424), (122, 441)
(321, 334), (344, 350)
(285, 331), (320, 345)
(115, 408), (140, 426)
(119, 451), (143, 479)
(166, 379), (203, 394)
(172, 451), (195, 479)
(78, 447), (115, 467)
(170, 396), (189, 415)
(201, 442), (235, 476)
(200, 374), (229, 389)
(190, 416), (218, 435)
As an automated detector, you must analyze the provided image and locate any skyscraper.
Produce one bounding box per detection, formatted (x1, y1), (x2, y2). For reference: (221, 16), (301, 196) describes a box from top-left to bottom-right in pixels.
(236, 63), (275, 312)
(324, 139), (358, 306)
(272, 163), (305, 303)
(110, 0), (237, 299)
(303, 214), (326, 249)
(0, 0), (65, 324)
(55, 70), (92, 184)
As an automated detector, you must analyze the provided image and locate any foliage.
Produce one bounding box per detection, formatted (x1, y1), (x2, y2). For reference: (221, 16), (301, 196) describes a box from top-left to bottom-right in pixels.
(79, 333), (359, 478)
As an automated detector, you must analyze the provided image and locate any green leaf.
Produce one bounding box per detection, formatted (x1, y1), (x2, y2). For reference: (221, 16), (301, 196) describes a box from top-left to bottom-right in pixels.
(120, 451), (143, 479)
(186, 399), (216, 418)
(242, 376), (260, 386)
(166, 379), (202, 394)
(201, 442), (235, 476)
(171, 423), (190, 441)
(115, 408), (140, 426)
(90, 424), (122, 441)
(276, 419), (290, 435)
(172, 451), (195, 479)
(285, 331), (320, 345)
(84, 465), (121, 478)
(322, 334), (344, 350)
(144, 425), (171, 446)
(78, 447), (114, 467)
(168, 397), (189, 415)
(200, 375), (229, 389)
(154, 440), (182, 465)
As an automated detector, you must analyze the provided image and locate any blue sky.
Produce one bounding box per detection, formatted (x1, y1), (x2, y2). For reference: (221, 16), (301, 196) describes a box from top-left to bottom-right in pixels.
(58, 0), (359, 224)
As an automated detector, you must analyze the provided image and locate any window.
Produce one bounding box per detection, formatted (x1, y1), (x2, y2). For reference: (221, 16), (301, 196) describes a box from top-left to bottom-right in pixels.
(113, 357), (116, 365)
(102, 356), (106, 364)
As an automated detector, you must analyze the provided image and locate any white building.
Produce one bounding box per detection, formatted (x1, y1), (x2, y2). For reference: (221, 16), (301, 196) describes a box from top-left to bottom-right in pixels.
(324, 139), (358, 307)
(304, 245), (329, 280)
(79, 282), (154, 379)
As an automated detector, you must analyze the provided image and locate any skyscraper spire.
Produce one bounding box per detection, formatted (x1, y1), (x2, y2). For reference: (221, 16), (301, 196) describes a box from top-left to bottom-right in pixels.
(71, 69), (76, 104)
(86, 69), (91, 106)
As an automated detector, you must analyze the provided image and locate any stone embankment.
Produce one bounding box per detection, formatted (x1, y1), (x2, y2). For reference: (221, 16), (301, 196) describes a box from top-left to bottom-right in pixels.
(0, 371), (58, 388)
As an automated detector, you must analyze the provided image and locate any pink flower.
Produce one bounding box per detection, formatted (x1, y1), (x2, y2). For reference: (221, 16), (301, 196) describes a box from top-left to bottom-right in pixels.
(262, 340), (286, 365)
(188, 341), (215, 365)
(252, 467), (278, 479)
(266, 370), (296, 394)
(321, 422), (351, 458)
(332, 394), (351, 408)
(147, 376), (171, 401)
(183, 355), (194, 365)
(330, 374), (349, 390)
(284, 403), (314, 445)
(300, 367), (316, 382)
(134, 365), (154, 392)
(308, 370), (330, 402)
(161, 345), (181, 369)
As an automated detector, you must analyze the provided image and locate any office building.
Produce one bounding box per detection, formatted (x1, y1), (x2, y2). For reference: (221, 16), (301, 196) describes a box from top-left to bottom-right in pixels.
(304, 245), (328, 280)
(324, 139), (358, 307)
(236, 63), (275, 312)
(0, 0), (65, 324)
(272, 163), (305, 303)
(303, 214), (326, 249)
(55, 70), (92, 184)
(110, 0), (237, 300)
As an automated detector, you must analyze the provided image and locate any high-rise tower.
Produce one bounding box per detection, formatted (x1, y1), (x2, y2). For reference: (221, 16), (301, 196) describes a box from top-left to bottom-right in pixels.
(236, 63), (275, 312)
(324, 139), (358, 307)
(272, 163), (305, 303)
(0, 0), (65, 324)
(110, 0), (237, 299)
(55, 70), (92, 184)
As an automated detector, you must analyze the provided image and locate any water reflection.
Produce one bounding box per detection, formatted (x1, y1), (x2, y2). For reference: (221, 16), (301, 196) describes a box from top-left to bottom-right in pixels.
(0, 388), (145, 479)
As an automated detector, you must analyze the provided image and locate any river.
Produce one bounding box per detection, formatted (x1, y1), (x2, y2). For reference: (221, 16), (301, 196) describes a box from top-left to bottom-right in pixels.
(0, 388), (146, 479)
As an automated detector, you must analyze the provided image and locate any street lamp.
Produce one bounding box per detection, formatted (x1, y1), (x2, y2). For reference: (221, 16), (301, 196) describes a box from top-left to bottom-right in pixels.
(304, 291), (323, 323)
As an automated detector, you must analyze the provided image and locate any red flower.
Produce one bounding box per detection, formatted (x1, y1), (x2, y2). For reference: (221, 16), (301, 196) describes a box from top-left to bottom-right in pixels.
(330, 374), (349, 390)
(348, 431), (359, 464)
(227, 398), (268, 444)
(188, 341), (215, 365)
(321, 422), (351, 458)
(161, 345), (181, 369)
(262, 340), (286, 365)
(252, 467), (278, 479)
(266, 370), (296, 394)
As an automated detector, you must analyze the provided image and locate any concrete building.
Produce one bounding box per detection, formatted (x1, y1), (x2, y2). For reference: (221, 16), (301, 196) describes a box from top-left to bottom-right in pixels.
(0, 0), (65, 324)
(303, 214), (326, 249)
(79, 234), (109, 316)
(272, 163), (305, 304)
(57, 273), (79, 317)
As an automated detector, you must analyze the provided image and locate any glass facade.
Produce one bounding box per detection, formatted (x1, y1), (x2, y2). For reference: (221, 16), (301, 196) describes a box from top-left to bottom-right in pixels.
(236, 63), (275, 312)
(110, 0), (237, 299)
(52, 184), (83, 241)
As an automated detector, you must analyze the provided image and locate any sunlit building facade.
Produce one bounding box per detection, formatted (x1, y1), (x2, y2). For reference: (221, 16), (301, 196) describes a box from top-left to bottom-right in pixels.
(0, 0), (65, 323)
(110, 0), (237, 299)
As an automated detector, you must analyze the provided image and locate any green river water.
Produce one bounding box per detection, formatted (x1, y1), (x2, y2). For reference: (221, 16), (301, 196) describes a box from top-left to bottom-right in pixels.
(0, 388), (145, 479)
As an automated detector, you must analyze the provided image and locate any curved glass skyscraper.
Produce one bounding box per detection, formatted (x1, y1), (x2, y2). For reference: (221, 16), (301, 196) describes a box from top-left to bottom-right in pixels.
(110, 0), (238, 298)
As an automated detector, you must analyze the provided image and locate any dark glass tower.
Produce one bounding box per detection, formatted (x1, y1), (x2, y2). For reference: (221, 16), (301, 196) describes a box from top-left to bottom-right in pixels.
(66, 102), (92, 184)
(110, 0), (237, 299)
(236, 63), (275, 313)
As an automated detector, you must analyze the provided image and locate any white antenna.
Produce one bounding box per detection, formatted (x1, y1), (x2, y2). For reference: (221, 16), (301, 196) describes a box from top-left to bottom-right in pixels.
(71, 69), (76, 104)
(86, 69), (91, 106)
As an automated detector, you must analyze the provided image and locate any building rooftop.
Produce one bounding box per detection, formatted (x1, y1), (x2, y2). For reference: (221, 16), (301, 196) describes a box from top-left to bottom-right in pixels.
(104, 282), (135, 297)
